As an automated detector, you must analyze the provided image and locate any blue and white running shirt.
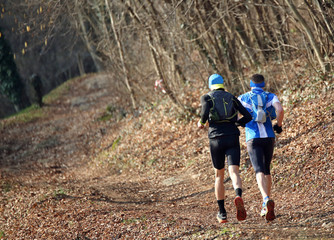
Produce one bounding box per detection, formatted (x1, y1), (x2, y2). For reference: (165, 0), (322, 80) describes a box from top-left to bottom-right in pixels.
(238, 89), (280, 142)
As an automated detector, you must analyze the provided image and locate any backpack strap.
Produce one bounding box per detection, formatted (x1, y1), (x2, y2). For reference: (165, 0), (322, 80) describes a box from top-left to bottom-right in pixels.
(249, 91), (270, 123)
(249, 92), (268, 109)
(207, 91), (220, 122)
(207, 91), (215, 113)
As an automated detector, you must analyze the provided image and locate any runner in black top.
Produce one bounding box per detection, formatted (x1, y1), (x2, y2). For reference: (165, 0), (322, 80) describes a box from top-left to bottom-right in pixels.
(198, 74), (252, 223)
(199, 90), (253, 139)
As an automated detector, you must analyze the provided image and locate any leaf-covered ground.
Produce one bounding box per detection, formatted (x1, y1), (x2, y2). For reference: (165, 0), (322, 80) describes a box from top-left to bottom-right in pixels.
(0, 72), (333, 239)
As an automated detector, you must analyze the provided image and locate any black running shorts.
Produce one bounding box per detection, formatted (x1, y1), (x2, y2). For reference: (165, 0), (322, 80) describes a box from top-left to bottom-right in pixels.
(246, 138), (275, 175)
(209, 135), (240, 170)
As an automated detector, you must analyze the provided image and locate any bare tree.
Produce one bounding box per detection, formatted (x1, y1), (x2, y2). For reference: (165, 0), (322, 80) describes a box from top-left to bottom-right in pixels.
(284, 0), (328, 72)
(2, 0), (333, 115)
(105, 0), (137, 109)
(124, 0), (183, 110)
(74, 0), (103, 72)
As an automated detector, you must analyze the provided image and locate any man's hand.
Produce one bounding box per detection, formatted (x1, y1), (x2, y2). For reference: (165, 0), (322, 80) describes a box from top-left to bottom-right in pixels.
(273, 124), (283, 134)
(197, 120), (205, 129)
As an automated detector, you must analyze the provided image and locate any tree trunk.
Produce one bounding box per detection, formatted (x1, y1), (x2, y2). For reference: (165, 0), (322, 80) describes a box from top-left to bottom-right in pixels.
(315, 0), (334, 43)
(74, 0), (102, 72)
(271, 2), (289, 57)
(221, 9), (255, 66)
(146, 0), (187, 86)
(105, 0), (137, 109)
(77, 54), (85, 76)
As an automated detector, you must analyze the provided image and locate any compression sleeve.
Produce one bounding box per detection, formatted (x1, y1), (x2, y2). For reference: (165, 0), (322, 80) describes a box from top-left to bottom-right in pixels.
(200, 94), (211, 125)
(234, 97), (252, 126)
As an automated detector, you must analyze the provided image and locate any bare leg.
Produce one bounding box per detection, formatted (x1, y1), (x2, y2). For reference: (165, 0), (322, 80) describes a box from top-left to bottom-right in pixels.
(228, 165), (242, 190)
(256, 172), (272, 198)
(215, 168), (225, 200)
(265, 174), (272, 197)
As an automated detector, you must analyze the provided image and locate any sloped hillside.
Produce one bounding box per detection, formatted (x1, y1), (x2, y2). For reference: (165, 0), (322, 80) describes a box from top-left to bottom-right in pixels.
(0, 72), (333, 239)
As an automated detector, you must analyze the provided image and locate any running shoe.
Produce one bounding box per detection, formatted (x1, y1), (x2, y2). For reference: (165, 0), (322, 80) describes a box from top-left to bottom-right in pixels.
(261, 199), (276, 221)
(217, 212), (228, 223)
(260, 206), (266, 217)
(234, 196), (247, 221)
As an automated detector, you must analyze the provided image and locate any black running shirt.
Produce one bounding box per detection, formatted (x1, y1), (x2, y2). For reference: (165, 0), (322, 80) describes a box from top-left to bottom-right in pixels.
(200, 89), (252, 139)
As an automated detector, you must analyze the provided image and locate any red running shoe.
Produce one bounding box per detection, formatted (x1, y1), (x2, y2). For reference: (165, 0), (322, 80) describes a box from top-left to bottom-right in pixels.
(234, 196), (247, 221)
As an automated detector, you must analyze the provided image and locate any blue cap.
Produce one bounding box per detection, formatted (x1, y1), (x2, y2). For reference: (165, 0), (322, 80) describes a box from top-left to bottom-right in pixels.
(208, 74), (224, 89)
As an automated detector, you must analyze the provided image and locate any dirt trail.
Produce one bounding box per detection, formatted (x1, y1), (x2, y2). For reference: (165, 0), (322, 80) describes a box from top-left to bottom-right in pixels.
(0, 74), (333, 239)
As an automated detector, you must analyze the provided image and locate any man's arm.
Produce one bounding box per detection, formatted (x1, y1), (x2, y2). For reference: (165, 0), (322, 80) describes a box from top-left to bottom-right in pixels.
(198, 95), (210, 129)
(234, 98), (252, 126)
(273, 101), (284, 127)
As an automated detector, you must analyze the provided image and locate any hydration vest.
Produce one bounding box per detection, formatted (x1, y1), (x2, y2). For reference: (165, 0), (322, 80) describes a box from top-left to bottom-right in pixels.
(249, 92), (276, 123)
(207, 90), (237, 123)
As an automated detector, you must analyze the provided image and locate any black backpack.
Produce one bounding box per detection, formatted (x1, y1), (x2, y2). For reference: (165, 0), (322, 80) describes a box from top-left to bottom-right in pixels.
(207, 90), (237, 123)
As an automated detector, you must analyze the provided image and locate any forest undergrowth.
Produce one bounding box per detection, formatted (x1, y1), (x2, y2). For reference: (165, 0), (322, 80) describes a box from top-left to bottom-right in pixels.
(0, 66), (333, 239)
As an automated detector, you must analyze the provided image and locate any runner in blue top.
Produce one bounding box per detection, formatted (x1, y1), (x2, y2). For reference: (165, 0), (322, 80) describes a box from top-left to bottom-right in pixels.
(238, 74), (284, 221)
